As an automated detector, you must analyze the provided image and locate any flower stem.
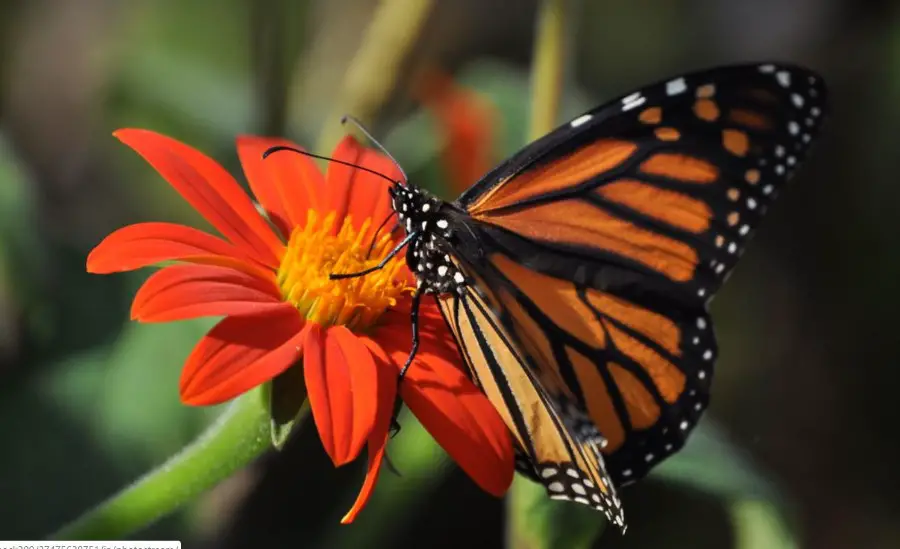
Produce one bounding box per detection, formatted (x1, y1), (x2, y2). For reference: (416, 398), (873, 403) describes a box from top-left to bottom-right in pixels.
(48, 387), (274, 540)
(528, 0), (571, 141)
(511, 1), (577, 547)
(316, 0), (436, 153)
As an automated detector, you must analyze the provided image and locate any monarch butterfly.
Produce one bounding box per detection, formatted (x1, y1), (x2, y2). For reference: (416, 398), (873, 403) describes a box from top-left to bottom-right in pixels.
(270, 62), (828, 532)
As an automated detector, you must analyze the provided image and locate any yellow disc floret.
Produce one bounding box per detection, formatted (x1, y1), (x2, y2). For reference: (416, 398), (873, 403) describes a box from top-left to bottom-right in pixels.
(277, 210), (412, 330)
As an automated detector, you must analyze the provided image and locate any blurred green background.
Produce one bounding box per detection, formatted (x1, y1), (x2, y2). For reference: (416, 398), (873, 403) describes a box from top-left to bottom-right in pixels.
(1, 0), (898, 548)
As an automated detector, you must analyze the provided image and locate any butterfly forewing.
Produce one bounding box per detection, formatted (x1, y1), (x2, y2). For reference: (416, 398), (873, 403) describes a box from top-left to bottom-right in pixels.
(462, 63), (827, 301)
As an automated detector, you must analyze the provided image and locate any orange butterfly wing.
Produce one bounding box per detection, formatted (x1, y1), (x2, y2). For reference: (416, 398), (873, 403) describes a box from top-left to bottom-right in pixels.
(444, 63), (826, 484)
(436, 281), (626, 529)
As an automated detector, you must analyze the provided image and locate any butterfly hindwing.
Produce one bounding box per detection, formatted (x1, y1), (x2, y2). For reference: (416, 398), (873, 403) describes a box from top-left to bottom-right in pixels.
(436, 284), (626, 529)
(457, 247), (716, 486)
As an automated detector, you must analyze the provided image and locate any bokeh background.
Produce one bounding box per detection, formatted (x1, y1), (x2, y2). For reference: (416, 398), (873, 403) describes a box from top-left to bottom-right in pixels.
(1, 1), (898, 548)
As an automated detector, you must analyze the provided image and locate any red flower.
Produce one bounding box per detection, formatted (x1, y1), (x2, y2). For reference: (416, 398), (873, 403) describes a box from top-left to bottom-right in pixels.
(416, 67), (498, 195)
(87, 129), (514, 522)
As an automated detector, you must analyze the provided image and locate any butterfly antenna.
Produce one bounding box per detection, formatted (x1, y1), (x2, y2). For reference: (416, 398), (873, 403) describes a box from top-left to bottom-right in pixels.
(341, 114), (408, 184)
(262, 146), (400, 186)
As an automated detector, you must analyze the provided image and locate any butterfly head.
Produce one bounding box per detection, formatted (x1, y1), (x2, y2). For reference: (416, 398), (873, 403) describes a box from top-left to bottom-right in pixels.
(390, 183), (468, 297)
(389, 183), (444, 235)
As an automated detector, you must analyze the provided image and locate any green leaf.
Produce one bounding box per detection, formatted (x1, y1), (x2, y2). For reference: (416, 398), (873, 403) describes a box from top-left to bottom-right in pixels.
(652, 419), (798, 548)
(651, 419), (781, 504)
(0, 133), (49, 343)
(46, 319), (219, 464)
(731, 500), (798, 549)
(266, 363), (309, 450)
(506, 475), (605, 549)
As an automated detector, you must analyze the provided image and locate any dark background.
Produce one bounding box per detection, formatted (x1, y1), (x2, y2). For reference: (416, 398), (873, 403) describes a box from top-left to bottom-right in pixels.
(0, 1), (897, 548)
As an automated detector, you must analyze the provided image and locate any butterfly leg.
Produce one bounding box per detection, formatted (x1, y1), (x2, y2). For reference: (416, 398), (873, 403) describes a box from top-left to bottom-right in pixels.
(330, 231), (415, 280)
(388, 394), (404, 437)
(398, 289), (422, 382)
(366, 219), (400, 258)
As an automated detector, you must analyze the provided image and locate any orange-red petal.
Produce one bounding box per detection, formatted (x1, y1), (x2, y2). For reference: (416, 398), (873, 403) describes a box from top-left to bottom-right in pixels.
(180, 304), (306, 405)
(416, 67), (496, 195)
(236, 136), (325, 239)
(304, 324), (379, 466)
(373, 306), (515, 497)
(114, 129), (283, 268)
(326, 135), (402, 238)
(131, 264), (283, 322)
(86, 222), (260, 274)
(341, 338), (399, 524)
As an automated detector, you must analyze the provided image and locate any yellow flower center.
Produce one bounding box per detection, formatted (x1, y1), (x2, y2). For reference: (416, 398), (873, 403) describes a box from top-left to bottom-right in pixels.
(277, 210), (412, 330)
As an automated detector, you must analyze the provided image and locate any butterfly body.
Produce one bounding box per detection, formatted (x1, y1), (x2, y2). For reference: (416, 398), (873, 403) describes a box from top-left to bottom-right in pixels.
(386, 62), (828, 532)
(390, 185), (471, 296)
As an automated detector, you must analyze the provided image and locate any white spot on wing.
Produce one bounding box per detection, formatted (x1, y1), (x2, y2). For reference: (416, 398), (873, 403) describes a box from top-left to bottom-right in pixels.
(776, 70), (791, 87)
(621, 92), (646, 111)
(570, 114), (593, 128)
(666, 77), (687, 96)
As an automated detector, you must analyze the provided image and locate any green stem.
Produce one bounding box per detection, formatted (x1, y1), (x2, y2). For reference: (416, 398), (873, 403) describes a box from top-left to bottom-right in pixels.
(48, 387), (273, 540)
(528, 0), (570, 140)
(315, 0), (435, 153)
(509, 1), (575, 547)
